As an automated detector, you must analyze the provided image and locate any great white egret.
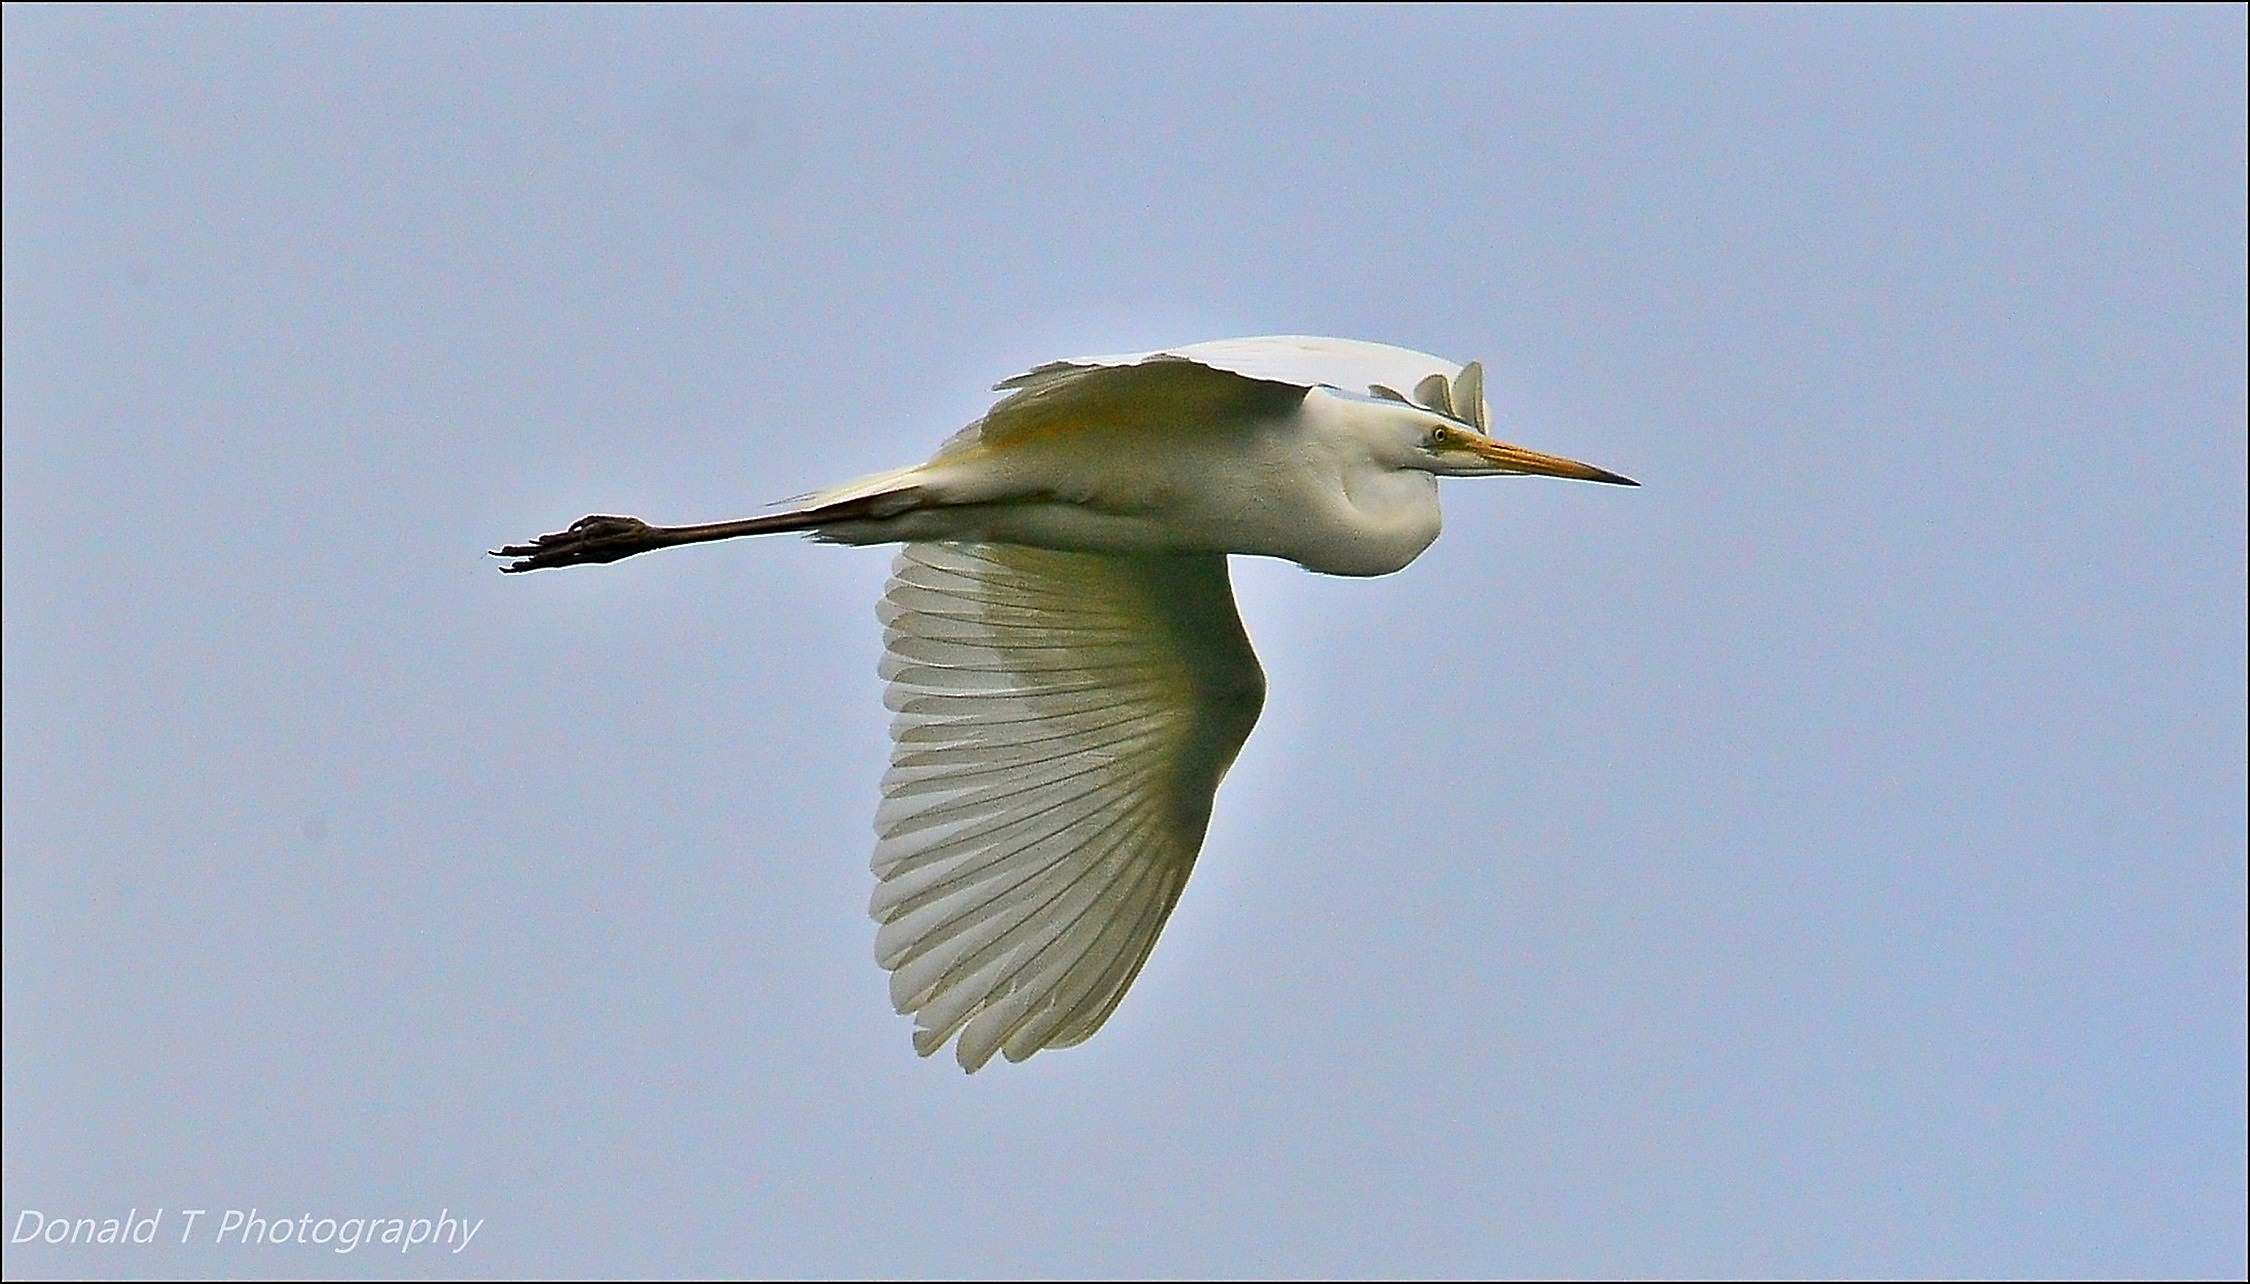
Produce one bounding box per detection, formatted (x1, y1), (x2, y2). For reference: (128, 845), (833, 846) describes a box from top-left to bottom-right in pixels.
(495, 335), (1635, 1071)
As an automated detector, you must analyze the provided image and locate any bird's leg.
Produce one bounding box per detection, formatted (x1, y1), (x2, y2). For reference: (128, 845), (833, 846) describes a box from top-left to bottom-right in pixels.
(491, 508), (821, 572)
(490, 514), (682, 573)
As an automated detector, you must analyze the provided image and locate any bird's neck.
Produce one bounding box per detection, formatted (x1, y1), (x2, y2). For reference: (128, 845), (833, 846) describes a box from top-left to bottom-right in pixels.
(1315, 466), (1441, 577)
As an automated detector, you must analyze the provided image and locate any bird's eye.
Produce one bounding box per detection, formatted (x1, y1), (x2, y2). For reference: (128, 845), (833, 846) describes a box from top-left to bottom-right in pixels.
(1425, 427), (1450, 450)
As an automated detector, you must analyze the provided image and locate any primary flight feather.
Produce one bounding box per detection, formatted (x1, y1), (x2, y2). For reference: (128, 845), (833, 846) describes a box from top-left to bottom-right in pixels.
(495, 335), (1635, 1070)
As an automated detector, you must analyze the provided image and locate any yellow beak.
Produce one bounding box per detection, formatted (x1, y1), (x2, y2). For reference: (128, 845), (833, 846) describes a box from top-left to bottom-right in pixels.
(1465, 436), (1639, 486)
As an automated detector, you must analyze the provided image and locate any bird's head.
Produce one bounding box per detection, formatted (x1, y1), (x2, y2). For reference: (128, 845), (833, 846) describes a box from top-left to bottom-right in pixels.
(1352, 395), (1636, 485)
(1342, 363), (1636, 486)
(1406, 414), (1638, 484)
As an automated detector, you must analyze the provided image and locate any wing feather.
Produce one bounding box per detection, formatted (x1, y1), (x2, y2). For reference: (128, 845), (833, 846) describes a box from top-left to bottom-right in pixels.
(871, 542), (1264, 1070)
(994, 335), (1465, 396)
(969, 336), (1492, 452)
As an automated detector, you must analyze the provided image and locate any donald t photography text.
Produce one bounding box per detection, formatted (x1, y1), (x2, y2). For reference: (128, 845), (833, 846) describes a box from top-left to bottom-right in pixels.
(11, 1207), (484, 1255)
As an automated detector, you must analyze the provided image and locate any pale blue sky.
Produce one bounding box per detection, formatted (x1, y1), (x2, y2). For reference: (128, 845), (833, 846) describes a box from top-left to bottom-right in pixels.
(4, 5), (2244, 1279)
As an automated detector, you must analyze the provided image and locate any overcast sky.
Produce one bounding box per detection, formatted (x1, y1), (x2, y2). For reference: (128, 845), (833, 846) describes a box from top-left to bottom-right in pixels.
(5, 6), (2245, 1279)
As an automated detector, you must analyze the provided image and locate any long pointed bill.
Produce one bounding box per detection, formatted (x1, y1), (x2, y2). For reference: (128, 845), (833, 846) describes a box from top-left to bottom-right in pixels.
(1466, 436), (1639, 485)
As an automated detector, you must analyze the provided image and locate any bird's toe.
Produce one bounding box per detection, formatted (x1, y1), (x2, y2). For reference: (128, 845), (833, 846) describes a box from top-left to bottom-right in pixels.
(489, 515), (658, 572)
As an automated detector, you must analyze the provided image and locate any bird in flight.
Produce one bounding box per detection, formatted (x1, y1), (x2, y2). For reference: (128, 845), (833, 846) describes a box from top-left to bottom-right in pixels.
(495, 335), (1635, 1071)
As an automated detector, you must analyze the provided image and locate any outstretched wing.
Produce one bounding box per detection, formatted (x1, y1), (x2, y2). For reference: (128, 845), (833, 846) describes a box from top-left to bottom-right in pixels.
(872, 543), (1265, 1071)
(941, 335), (1491, 456)
(996, 335), (1466, 402)
(970, 353), (1308, 451)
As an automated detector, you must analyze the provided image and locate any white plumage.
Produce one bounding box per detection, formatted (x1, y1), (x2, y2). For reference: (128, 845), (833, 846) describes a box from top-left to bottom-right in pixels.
(495, 335), (1634, 1070)
(873, 544), (1260, 1069)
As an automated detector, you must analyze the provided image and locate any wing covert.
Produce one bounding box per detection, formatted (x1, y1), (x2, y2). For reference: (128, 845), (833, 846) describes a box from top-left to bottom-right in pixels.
(974, 355), (1307, 450)
(982, 336), (1491, 444)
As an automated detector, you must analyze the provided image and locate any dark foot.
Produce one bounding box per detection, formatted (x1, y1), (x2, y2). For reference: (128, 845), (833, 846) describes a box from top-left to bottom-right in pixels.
(491, 515), (662, 573)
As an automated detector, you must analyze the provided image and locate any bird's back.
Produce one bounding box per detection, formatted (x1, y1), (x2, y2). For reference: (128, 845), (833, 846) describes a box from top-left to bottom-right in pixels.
(996, 335), (1470, 408)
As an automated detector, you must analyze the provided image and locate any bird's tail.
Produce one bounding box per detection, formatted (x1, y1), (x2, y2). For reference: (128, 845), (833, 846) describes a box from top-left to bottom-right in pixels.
(766, 464), (932, 533)
(789, 463), (930, 512)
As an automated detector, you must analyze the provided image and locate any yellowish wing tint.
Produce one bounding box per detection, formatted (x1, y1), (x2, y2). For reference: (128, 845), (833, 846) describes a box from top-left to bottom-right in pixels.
(974, 357), (1305, 450)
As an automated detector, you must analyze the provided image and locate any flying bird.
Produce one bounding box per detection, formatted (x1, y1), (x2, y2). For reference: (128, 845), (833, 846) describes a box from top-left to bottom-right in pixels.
(495, 335), (1635, 1071)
